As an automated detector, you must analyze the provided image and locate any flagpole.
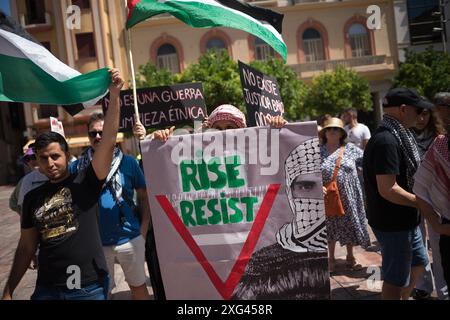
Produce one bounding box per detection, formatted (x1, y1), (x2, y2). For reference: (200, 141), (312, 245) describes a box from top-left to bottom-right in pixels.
(124, 0), (140, 126)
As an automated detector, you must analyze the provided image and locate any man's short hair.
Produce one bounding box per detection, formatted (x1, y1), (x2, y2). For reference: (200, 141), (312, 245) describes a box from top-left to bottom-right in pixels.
(87, 112), (105, 130)
(33, 132), (69, 153)
(344, 108), (358, 118)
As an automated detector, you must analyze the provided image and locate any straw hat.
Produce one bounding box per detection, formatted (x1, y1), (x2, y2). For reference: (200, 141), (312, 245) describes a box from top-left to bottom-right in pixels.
(319, 117), (347, 140)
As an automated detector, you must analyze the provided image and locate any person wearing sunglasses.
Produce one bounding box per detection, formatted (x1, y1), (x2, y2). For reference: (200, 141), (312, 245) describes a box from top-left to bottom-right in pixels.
(70, 115), (152, 300)
(363, 87), (435, 300)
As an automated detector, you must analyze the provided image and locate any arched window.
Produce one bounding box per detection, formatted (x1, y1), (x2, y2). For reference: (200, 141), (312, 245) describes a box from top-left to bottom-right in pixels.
(348, 23), (370, 57)
(156, 44), (180, 73)
(255, 37), (274, 60)
(302, 28), (325, 62)
(206, 38), (226, 51)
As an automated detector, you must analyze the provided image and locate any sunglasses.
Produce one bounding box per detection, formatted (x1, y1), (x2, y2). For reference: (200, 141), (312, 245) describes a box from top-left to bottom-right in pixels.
(325, 127), (341, 132)
(88, 131), (103, 138)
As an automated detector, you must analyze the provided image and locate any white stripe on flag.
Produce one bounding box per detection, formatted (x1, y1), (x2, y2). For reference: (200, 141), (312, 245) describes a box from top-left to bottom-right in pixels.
(0, 29), (80, 81)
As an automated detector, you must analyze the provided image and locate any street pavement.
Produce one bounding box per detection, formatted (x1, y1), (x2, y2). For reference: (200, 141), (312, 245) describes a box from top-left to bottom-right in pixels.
(0, 184), (432, 300)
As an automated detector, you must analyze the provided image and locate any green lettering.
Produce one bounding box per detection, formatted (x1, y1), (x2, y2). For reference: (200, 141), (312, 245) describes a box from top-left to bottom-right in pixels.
(198, 159), (210, 190)
(208, 157), (227, 189)
(180, 161), (201, 192)
(229, 198), (243, 223)
(225, 156), (245, 188)
(241, 197), (259, 222)
(220, 196), (229, 224)
(194, 199), (207, 226)
(180, 201), (196, 226)
(207, 199), (221, 225)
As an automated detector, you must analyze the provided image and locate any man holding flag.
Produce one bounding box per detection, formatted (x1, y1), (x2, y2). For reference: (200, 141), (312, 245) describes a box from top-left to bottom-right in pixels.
(1, 69), (124, 300)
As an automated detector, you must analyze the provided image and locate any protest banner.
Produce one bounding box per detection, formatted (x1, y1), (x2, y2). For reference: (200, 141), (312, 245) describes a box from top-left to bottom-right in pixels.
(50, 117), (65, 138)
(140, 122), (330, 299)
(102, 82), (207, 132)
(238, 61), (284, 127)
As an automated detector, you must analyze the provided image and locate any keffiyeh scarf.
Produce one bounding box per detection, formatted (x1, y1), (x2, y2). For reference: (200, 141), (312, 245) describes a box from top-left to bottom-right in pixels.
(77, 147), (123, 199)
(380, 115), (421, 191)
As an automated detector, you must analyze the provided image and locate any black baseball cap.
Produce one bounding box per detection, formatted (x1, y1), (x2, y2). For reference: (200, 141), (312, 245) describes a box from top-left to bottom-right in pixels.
(382, 88), (434, 110)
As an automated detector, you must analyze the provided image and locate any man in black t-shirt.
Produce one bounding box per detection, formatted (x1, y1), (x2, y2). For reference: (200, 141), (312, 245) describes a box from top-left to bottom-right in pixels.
(1, 69), (124, 300)
(363, 88), (434, 300)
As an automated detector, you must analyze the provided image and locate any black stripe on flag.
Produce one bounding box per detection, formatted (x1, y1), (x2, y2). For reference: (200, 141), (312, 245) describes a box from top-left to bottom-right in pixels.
(215, 0), (283, 33)
(0, 10), (41, 45)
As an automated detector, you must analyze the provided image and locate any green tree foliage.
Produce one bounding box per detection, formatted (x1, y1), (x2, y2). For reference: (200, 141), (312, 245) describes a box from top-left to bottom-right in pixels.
(250, 58), (309, 120)
(135, 63), (175, 88)
(136, 51), (375, 121)
(305, 66), (372, 117)
(177, 50), (243, 114)
(136, 50), (309, 118)
(393, 47), (450, 99)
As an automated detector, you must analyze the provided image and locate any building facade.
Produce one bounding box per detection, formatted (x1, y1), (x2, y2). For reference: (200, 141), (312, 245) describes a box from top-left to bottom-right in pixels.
(1, 0), (400, 184)
(129, 0), (398, 126)
(393, 0), (449, 62)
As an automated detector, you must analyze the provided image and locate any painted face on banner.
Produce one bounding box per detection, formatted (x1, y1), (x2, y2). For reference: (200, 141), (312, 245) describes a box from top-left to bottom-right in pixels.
(276, 138), (327, 253)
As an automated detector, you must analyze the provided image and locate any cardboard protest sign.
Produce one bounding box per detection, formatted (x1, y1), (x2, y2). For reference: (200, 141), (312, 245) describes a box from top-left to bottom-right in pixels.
(102, 83), (207, 132)
(140, 122), (330, 299)
(50, 117), (65, 138)
(238, 61), (284, 127)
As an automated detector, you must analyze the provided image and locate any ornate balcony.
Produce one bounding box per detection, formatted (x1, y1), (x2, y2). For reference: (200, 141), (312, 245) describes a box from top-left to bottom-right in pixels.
(293, 55), (392, 74)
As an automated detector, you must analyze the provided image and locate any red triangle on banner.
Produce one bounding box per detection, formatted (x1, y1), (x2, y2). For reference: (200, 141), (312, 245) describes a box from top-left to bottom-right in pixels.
(156, 184), (280, 300)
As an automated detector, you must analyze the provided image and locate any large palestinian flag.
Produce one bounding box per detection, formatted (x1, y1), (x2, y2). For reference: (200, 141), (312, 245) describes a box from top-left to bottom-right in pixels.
(126, 0), (287, 60)
(0, 12), (110, 115)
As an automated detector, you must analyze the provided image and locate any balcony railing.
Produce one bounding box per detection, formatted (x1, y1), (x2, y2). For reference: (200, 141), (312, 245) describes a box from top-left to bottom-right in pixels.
(294, 55), (389, 73)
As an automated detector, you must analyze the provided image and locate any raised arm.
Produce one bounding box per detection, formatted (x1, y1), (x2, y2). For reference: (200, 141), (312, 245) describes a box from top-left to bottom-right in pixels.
(92, 69), (124, 180)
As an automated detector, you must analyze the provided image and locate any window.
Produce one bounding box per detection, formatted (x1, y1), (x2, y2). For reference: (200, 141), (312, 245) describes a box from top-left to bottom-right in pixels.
(156, 44), (180, 74)
(72, 0), (91, 9)
(38, 105), (58, 119)
(255, 37), (274, 60)
(76, 33), (96, 59)
(348, 23), (370, 57)
(302, 28), (325, 62)
(407, 0), (441, 44)
(206, 38), (227, 51)
(25, 0), (46, 24)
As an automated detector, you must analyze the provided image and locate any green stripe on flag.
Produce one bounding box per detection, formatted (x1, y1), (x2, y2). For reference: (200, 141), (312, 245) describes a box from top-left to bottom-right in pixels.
(0, 54), (110, 105)
(126, 0), (287, 60)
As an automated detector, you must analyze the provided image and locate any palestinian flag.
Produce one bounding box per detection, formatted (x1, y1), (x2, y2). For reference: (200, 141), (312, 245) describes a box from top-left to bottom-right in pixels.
(126, 0), (287, 60)
(0, 11), (110, 116)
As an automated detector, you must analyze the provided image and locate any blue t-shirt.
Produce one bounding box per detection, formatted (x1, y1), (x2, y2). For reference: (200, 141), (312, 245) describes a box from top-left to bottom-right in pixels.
(70, 155), (147, 246)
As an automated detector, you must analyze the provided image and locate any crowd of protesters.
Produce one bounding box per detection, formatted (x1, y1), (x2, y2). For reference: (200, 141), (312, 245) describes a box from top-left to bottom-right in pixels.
(1, 67), (449, 301)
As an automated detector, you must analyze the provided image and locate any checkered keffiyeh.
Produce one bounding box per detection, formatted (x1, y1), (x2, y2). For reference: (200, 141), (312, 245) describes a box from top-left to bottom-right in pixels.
(208, 104), (246, 129)
(380, 115), (421, 191)
(276, 138), (327, 253)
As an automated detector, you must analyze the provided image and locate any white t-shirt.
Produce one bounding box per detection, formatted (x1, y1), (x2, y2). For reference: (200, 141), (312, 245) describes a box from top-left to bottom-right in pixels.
(344, 123), (371, 149)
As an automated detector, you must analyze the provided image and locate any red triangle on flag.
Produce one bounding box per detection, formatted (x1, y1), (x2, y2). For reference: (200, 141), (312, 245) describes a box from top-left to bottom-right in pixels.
(156, 183), (280, 300)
